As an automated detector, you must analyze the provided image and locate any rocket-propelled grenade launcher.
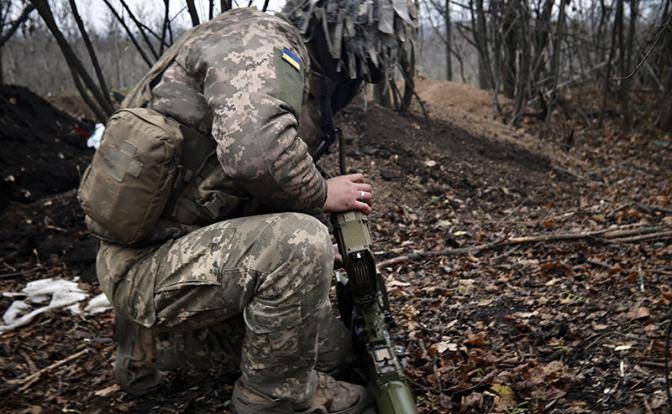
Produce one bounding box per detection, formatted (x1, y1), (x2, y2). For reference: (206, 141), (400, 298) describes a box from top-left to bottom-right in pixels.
(332, 211), (417, 414)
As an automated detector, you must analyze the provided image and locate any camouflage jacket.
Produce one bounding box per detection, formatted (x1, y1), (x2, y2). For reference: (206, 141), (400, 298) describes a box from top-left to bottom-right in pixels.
(123, 8), (325, 227)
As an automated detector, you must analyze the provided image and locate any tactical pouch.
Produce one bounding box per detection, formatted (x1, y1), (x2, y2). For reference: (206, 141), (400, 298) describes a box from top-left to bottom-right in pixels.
(79, 108), (185, 245)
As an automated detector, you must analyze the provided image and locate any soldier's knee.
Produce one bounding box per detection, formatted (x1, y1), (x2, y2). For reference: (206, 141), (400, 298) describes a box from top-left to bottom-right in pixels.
(271, 213), (332, 273)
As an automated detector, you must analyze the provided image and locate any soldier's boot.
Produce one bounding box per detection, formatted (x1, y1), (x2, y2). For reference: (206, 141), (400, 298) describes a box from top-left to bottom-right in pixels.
(113, 314), (162, 396)
(232, 371), (369, 414)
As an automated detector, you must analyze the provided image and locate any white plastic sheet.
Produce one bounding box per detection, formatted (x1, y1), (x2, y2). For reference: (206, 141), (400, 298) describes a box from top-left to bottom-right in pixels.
(0, 278), (112, 335)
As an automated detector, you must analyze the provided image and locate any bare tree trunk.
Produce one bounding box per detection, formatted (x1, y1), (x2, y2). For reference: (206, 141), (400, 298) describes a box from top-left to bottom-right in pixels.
(532, 0), (553, 84)
(620, 0), (637, 132)
(445, 0), (452, 81)
(546, 0), (568, 121)
(501, 0), (517, 99)
(186, 0), (200, 27)
(599, 0), (622, 128)
(658, 0), (672, 131)
(68, 0), (113, 112)
(472, 0), (493, 90)
(513, 0), (531, 124)
(29, 0), (111, 121)
(221, 0), (233, 13)
(209, 0), (215, 20)
(159, 0), (170, 55)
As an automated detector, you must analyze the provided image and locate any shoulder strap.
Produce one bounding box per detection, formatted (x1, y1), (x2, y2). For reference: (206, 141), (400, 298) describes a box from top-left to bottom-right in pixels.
(121, 33), (192, 109)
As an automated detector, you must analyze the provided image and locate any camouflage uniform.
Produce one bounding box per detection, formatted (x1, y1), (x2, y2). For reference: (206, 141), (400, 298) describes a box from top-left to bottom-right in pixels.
(97, 8), (350, 406)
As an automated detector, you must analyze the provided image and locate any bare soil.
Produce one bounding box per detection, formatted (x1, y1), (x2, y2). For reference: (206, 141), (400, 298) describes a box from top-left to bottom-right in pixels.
(0, 83), (670, 413)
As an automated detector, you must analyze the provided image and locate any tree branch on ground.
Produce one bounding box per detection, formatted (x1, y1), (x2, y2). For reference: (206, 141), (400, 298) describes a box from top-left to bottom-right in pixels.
(378, 224), (672, 267)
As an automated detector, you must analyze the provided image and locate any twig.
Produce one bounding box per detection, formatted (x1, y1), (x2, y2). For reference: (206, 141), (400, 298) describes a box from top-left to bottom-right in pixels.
(0, 268), (40, 279)
(0, 4), (35, 48)
(630, 201), (672, 216)
(666, 316), (672, 408)
(377, 225), (671, 267)
(6, 348), (90, 391)
(606, 230), (672, 244)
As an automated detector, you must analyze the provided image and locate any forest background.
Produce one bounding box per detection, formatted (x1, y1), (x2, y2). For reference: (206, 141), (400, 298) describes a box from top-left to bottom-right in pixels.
(2, 0), (671, 133)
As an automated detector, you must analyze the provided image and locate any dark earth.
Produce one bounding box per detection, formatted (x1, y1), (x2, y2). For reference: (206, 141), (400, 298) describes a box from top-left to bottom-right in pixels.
(0, 83), (670, 413)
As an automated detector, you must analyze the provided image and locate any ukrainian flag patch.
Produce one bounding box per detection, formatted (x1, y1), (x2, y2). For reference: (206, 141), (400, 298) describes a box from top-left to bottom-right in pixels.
(281, 48), (302, 71)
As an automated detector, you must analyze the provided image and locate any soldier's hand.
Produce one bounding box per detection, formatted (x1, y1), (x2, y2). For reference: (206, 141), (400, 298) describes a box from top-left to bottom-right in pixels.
(323, 173), (373, 214)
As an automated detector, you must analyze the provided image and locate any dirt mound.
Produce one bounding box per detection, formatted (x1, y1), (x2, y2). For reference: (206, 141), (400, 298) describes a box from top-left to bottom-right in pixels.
(332, 104), (568, 214)
(0, 190), (97, 278)
(413, 77), (587, 173)
(0, 86), (96, 276)
(0, 85), (94, 211)
(46, 95), (97, 121)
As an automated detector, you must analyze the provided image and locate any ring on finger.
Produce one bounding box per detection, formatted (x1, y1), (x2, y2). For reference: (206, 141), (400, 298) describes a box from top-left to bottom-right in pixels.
(359, 190), (365, 200)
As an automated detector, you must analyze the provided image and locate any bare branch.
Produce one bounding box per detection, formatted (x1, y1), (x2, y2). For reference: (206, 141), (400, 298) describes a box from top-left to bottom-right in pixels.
(100, 0), (153, 67)
(0, 4), (35, 48)
(117, 0), (159, 60)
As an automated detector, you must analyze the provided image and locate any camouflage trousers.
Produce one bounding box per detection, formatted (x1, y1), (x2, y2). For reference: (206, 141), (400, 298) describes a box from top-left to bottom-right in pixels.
(97, 213), (353, 406)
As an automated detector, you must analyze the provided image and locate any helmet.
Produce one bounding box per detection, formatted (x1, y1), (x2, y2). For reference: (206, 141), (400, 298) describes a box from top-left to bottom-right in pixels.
(282, 0), (417, 81)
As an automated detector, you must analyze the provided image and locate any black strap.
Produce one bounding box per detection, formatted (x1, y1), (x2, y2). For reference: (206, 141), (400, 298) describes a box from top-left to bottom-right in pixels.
(314, 77), (346, 174)
(164, 125), (217, 218)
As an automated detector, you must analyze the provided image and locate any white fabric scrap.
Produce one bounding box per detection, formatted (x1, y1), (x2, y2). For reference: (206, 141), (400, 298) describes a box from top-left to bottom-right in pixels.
(2, 301), (30, 325)
(87, 123), (105, 149)
(0, 278), (94, 335)
(84, 293), (112, 315)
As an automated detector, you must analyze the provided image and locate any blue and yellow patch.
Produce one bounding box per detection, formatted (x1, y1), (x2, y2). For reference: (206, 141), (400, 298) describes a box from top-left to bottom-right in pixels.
(281, 48), (302, 71)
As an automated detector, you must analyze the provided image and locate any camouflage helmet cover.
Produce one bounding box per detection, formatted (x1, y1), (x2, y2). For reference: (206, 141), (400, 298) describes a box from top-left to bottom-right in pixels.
(281, 0), (417, 80)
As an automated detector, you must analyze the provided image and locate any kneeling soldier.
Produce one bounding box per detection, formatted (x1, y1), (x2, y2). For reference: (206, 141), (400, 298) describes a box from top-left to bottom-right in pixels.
(80, 1), (415, 413)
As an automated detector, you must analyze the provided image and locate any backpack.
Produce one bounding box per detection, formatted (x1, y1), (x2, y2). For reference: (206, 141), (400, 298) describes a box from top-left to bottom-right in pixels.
(78, 33), (216, 246)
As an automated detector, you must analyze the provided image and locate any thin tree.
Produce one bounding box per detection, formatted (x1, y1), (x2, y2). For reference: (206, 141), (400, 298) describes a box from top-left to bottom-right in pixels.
(159, 0), (170, 55)
(29, 0), (112, 121)
(0, 2), (35, 84)
(117, 0), (159, 60)
(67, 0), (112, 110)
(546, 0), (568, 122)
(186, 0), (200, 27)
(100, 0), (154, 67)
(444, 0), (452, 81)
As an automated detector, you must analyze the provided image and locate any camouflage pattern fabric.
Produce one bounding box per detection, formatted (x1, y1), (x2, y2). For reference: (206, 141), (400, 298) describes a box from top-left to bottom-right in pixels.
(99, 213), (351, 404)
(147, 7), (326, 216)
(282, 0), (417, 80)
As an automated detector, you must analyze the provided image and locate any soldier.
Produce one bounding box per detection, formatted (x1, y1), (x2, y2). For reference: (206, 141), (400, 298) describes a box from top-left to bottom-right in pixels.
(86, 1), (415, 413)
